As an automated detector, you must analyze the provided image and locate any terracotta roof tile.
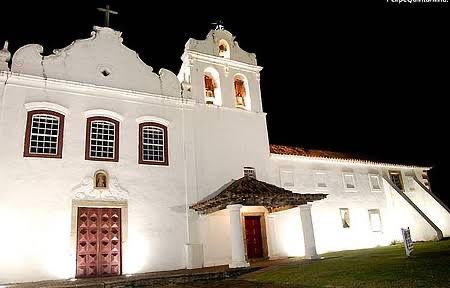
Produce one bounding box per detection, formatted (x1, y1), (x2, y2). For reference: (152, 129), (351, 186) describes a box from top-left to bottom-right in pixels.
(269, 144), (431, 169)
(270, 145), (351, 159)
(190, 176), (327, 215)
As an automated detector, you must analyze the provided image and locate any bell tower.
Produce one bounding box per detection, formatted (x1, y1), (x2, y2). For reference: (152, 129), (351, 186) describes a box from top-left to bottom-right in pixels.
(179, 27), (270, 270)
(178, 27), (270, 197)
(178, 27), (263, 113)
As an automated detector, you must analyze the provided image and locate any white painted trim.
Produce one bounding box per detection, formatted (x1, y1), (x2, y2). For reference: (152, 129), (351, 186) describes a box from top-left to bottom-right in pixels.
(84, 109), (124, 122)
(135, 116), (170, 127)
(198, 102), (266, 115)
(342, 172), (357, 192)
(313, 171), (329, 191)
(279, 169), (295, 188)
(368, 174), (383, 192)
(368, 209), (383, 232)
(6, 73), (196, 107)
(184, 51), (263, 73)
(24, 101), (69, 115)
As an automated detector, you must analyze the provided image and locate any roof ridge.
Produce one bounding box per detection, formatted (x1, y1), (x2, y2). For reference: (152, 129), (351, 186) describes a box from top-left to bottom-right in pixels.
(269, 144), (431, 169)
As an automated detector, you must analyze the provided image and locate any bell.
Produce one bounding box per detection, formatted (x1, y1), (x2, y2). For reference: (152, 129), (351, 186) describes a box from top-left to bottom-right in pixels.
(236, 95), (244, 106)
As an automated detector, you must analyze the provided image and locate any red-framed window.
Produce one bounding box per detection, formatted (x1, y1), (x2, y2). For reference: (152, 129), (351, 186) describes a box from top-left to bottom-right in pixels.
(23, 110), (65, 158)
(138, 122), (168, 166)
(85, 116), (119, 162)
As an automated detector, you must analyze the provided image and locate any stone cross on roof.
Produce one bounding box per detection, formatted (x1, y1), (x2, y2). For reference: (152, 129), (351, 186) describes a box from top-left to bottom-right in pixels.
(97, 5), (118, 27)
(212, 20), (225, 30)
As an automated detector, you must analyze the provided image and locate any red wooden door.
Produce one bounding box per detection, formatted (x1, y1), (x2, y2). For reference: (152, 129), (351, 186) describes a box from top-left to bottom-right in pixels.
(76, 207), (121, 278)
(245, 216), (263, 259)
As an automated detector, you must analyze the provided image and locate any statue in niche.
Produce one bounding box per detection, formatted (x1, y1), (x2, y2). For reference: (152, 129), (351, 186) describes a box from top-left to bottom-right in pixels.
(73, 174), (129, 201)
(95, 171), (107, 188)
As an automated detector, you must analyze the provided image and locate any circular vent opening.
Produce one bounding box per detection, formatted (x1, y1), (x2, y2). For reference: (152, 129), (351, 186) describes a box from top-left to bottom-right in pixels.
(101, 69), (111, 77)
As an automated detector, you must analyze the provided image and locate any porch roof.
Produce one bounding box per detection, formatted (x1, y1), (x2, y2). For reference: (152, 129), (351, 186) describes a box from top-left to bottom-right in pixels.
(190, 176), (327, 215)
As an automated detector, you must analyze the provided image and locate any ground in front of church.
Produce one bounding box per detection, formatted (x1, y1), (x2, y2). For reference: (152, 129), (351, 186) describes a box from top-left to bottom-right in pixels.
(152, 240), (450, 288)
(160, 239), (450, 287)
(8, 240), (450, 287)
(242, 239), (450, 287)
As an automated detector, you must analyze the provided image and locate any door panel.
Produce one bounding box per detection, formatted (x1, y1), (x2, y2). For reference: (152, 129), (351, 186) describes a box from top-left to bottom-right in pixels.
(245, 216), (263, 259)
(76, 207), (121, 278)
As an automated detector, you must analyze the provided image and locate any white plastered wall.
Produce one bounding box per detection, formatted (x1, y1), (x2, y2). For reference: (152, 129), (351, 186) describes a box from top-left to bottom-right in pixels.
(198, 209), (232, 267)
(0, 79), (193, 283)
(267, 156), (444, 256)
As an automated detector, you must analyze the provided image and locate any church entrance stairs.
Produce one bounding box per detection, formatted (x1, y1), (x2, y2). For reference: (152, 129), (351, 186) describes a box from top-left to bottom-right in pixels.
(4, 258), (314, 288)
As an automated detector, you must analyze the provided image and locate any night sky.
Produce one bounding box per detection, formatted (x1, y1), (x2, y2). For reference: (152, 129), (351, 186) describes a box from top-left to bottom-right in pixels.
(1, 2), (448, 205)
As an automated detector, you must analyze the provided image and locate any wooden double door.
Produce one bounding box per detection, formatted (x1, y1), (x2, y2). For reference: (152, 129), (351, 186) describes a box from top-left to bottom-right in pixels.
(244, 216), (264, 259)
(76, 207), (121, 278)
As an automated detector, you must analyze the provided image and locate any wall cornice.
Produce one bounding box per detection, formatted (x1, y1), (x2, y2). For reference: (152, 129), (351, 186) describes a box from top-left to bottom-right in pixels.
(5, 73), (196, 108)
(270, 153), (431, 170)
(184, 51), (263, 74)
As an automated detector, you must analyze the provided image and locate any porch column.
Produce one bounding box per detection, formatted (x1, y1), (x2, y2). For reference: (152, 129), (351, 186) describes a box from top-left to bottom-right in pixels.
(227, 204), (249, 268)
(267, 214), (277, 258)
(299, 204), (320, 259)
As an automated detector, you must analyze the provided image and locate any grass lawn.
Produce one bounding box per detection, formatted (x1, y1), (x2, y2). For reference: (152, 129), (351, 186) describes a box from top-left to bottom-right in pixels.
(244, 239), (450, 288)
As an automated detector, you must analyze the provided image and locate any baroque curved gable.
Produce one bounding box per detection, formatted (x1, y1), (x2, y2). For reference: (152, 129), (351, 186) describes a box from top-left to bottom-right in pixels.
(185, 29), (257, 65)
(11, 26), (181, 97)
(72, 175), (129, 201)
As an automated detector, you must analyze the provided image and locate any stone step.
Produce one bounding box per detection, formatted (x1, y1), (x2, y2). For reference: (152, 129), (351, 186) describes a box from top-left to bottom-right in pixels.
(6, 267), (260, 288)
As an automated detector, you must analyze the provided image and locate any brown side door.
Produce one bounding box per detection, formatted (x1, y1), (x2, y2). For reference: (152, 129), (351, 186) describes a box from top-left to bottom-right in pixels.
(245, 216), (263, 259)
(76, 207), (121, 278)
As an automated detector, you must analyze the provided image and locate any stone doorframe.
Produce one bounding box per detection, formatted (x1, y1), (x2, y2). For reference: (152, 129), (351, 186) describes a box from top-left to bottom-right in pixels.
(70, 199), (128, 276)
(241, 212), (269, 260)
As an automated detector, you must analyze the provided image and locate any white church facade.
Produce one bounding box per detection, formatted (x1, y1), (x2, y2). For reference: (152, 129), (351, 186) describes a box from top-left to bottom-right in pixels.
(0, 26), (449, 284)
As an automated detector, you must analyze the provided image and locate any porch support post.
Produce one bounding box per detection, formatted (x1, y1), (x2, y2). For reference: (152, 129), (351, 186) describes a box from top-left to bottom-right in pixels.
(299, 204), (320, 259)
(227, 204), (249, 268)
(267, 214), (277, 258)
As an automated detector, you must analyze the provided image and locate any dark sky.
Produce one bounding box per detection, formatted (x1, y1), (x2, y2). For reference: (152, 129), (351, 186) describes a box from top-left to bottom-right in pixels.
(1, 2), (448, 205)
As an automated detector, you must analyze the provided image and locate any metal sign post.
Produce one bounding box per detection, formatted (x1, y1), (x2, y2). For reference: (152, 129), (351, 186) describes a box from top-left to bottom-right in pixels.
(401, 227), (414, 257)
